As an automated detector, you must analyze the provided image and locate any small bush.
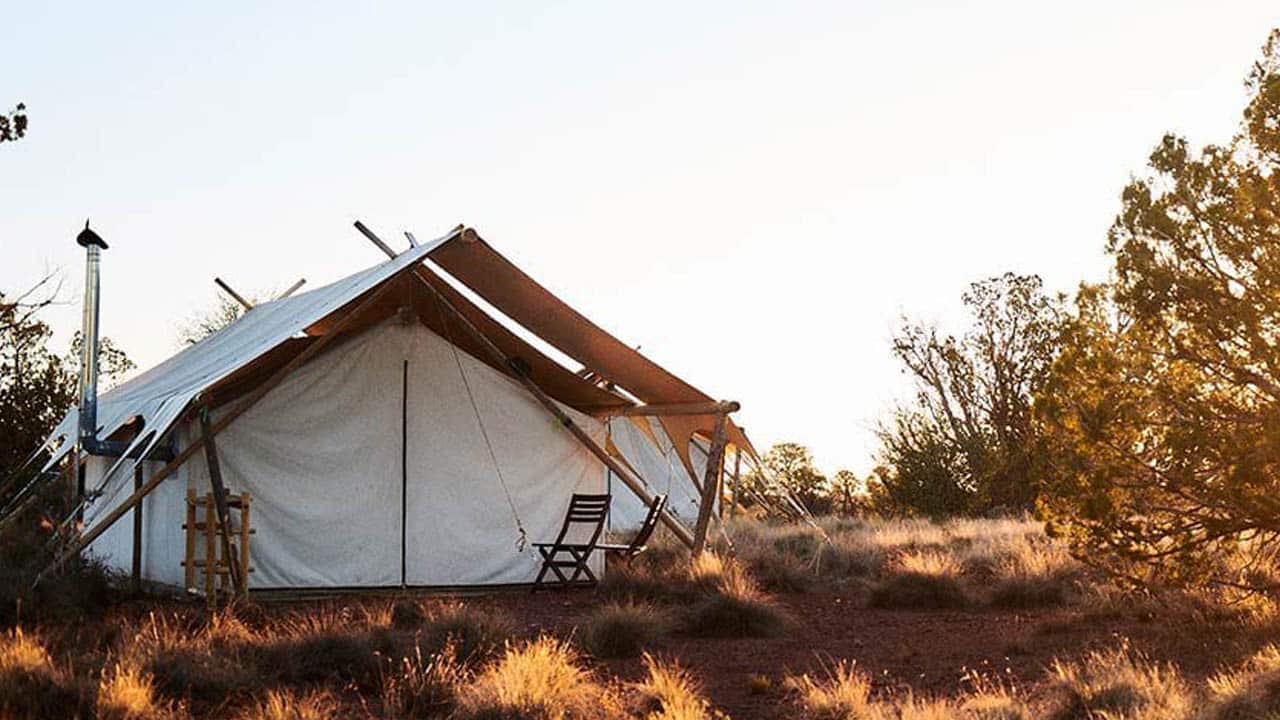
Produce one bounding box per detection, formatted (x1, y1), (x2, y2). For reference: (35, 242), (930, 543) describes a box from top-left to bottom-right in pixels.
(1045, 644), (1190, 720)
(631, 654), (719, 720)
(580, 602), (667, 659)
(868, 573), (969, 610)
(453, 637), (621, 720)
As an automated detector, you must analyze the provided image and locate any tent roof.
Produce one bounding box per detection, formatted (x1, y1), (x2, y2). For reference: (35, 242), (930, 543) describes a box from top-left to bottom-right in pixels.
(41, 223), (753, 494)
(41, 229), (461, 477)
(427, 229), (758, 465)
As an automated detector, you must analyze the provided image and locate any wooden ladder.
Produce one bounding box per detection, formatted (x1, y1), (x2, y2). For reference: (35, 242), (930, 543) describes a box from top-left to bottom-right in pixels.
(183, 489), (253, 608)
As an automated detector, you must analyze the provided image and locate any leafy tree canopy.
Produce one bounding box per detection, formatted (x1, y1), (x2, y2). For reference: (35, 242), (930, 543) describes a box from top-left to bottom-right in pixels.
(1038, 30), (1280, 592)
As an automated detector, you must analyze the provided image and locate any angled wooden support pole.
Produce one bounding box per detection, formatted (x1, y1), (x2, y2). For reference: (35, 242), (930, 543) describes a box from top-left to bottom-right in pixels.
(692, 411), (729, 554)
(356, 221), (696, 549)
(200, 408), (243, 594)
(278, 278), (307, 299)
(37, 277), (403, 586)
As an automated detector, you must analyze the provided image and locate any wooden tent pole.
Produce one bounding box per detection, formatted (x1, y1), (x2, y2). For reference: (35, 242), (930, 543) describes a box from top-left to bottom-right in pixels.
(692, 412), (728, 553)
(214, 278), (254, 310)
(729, 449), (742, 518)
(200, 409), (243, 594)
(36, 278), (401, 585)
(619, 401), (740, 417)
(355, 222), (696, 549)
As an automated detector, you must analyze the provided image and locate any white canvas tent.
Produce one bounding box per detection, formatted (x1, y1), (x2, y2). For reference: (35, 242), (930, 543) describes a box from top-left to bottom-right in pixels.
(29, 223), (759, 592)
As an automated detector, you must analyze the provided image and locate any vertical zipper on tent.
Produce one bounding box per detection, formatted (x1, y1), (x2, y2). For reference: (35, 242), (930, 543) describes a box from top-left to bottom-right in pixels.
(401, 360), (408, 588)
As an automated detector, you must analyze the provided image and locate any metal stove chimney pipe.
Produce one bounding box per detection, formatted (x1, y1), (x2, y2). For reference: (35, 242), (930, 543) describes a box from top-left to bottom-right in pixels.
(76, 221), (108, 451)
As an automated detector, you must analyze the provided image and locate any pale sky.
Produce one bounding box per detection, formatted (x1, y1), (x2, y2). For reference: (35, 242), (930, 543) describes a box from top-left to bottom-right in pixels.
(3, 2), (1277, 475)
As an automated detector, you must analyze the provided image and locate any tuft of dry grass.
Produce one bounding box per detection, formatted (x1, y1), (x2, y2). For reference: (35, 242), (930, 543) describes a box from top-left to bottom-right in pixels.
(416, 602), (514, 664)
(0, 627), (90, 719)
(869, 550), (969, 610)
(454, 637), (621, 720)
(1045, 644), (1191, 720)
(580, 601), (668, 659)
(680, 558), (790, 638)
(380, 642), (468, 720)
(1197, 643), (1280, 720)
(784, 660), (879, 720)
(236, 688), (341, 720)
(632, 654), (721, 720)
(97, 659), (171, 720)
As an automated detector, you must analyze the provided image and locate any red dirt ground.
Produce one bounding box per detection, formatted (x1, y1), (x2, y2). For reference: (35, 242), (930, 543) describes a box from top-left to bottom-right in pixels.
(443, 587), (1280, 719)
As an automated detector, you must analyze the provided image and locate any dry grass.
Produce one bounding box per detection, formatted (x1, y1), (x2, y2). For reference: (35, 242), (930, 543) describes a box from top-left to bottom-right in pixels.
(785, 660), (879, 719)
(379, 642), (468, 719)
(97, 659), (171, 719)
(580, 602), (668, 659)
(631, 654), (722, 720)
(679, 556), (790, 638)
(1044, 645), (1191, 720)
(1197, 643), (1280, 720)
(869, 550), (970, 610)
(236, 688), (342, 720)
(0, 627), (90, 719)
(454, 636), (621, 720)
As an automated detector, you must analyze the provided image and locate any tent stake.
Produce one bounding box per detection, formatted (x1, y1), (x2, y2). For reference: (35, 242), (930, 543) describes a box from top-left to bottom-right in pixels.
(35, 277), (404, 586)
(356, 221), (696, 549)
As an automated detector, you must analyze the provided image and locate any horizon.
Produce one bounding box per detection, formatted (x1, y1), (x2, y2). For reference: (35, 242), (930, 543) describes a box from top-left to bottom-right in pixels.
(4, 2), (1278, 475)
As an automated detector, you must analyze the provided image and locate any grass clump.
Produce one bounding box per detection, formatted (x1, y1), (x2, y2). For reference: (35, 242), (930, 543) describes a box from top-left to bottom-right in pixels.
(1045, 644), (1190, 720)
(417, 602), (514, 664)
(631, 654), (721, 720)
(380, 643), (468, 720)
(453, 637), (620, 720)
(236, 688), (341, 720)
(97, 660), (171, 720)
(784, 660), (878, 720)
(869, 550), (969, 610)
(679, 557), (789, 638)
(1199, 643), (1280, 719)
(580, 602), (667, 659)
(0, 627), (91, 719)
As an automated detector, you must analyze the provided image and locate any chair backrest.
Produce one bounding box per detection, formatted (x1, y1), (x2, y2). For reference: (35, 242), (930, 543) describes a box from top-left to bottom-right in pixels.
(626, 494), (668, 554)
(551, 493), (611, 548)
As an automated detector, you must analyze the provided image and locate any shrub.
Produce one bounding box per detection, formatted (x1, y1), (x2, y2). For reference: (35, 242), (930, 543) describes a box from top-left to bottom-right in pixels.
(680, 566), (789, 638)
(453, 637), (621, 720)
(580, 602), (667, 659)
(784, 660), (877, 720)
(1045, 644), (1190, 720)
(631, 654), (719, 720)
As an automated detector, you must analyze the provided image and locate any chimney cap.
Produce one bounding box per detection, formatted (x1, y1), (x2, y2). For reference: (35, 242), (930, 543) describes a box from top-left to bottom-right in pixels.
(76, 220), (108, 250)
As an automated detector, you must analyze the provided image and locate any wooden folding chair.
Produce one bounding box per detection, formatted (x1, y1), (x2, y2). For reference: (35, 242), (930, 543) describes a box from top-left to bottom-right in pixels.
(597, 494), (668, 566)
(532, 493), (611, 591)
